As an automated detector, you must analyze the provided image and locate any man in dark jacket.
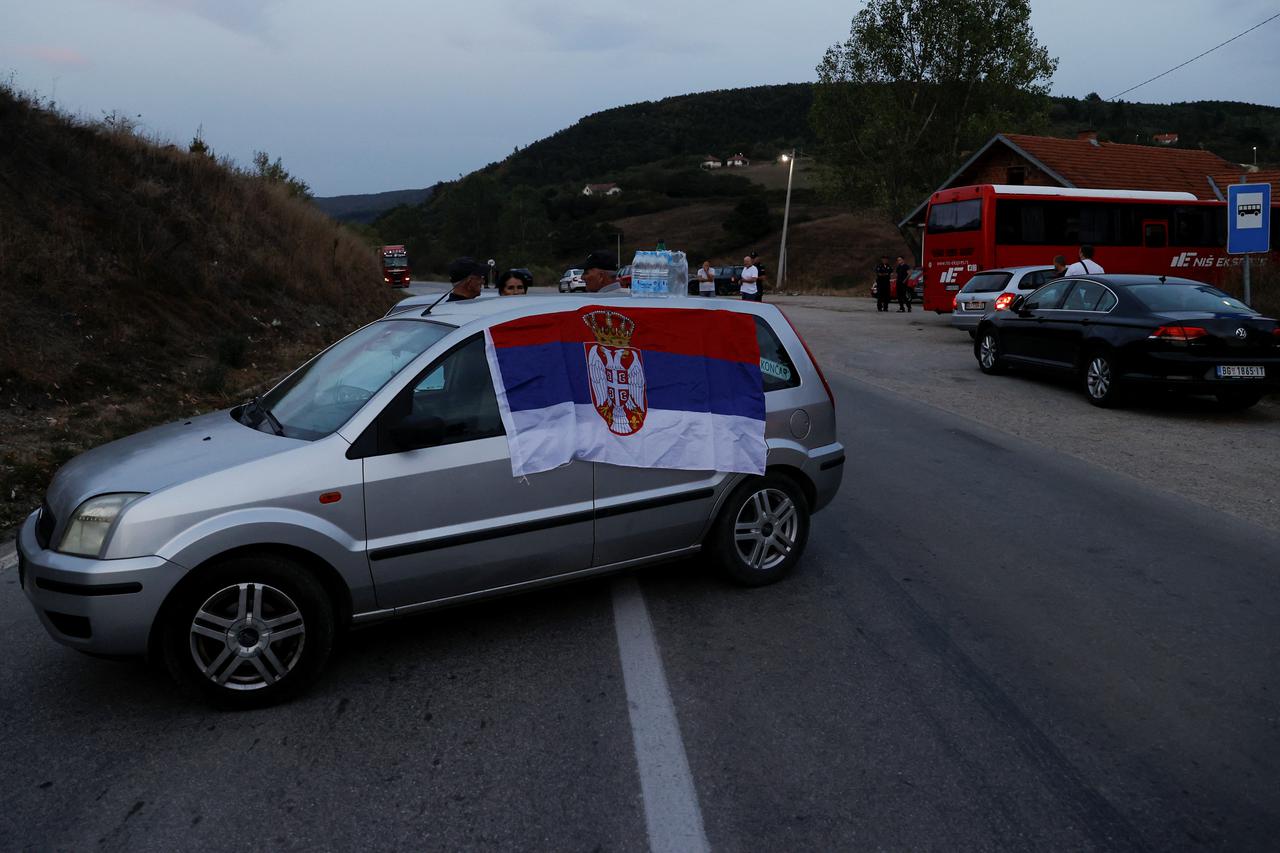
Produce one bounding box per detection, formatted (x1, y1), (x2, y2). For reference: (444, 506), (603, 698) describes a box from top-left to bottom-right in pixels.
(895, 255), (912, 312)
(445, 257), (486, 301)
(875, 256), (892, 312)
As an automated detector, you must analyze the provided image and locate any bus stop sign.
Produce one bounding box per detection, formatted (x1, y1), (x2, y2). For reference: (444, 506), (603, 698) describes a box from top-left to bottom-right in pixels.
(1227, 182), (1270, 254)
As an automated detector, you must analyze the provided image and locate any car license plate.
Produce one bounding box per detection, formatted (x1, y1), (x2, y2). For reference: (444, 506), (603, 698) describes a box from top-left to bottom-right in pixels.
(963, 301), (986, 311)
(1217, 365), (1265, 378)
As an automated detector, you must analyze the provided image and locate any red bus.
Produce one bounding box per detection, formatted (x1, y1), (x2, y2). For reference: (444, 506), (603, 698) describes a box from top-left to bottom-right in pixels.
(920, 185), (1280, 312)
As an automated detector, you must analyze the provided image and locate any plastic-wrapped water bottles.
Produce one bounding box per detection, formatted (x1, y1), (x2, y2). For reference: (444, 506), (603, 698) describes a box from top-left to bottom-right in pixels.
(630, 250), (687, 298)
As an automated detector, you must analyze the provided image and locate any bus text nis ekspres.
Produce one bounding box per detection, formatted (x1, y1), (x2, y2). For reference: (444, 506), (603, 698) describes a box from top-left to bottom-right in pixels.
(920, 185), (1280, 313)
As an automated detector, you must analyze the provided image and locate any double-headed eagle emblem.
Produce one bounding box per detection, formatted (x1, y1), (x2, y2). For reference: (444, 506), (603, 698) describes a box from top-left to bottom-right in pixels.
(583, 310), (647, 435)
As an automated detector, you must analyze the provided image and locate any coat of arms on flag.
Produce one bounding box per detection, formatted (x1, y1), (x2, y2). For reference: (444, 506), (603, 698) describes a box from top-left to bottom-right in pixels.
(583, 310), (647, 436)
(484, 304), (767, 477)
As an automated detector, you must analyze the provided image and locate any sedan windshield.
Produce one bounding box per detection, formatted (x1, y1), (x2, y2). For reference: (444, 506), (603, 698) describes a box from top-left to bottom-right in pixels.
(1129, 284), (1255, 314)
(258, 319), (453, 440)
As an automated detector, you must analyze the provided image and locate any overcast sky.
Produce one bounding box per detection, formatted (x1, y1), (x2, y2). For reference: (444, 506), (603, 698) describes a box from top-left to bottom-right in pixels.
(5, 0), (1279, 195)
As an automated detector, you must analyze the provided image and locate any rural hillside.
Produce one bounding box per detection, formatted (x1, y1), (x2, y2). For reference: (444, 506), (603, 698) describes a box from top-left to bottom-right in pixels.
(361, 84), (1280, 288)
(0, 86), (393, 529)
(313, 187), (434, 224)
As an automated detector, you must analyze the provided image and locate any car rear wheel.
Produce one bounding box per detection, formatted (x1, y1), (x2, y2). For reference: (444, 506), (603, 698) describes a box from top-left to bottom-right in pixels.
(710, 474), (810, 586)
(1215, 391), (1264, 411)
(161, 554), (335, 709)
(976, 329), (1005, 375)
(1082, 350), (1124, 408)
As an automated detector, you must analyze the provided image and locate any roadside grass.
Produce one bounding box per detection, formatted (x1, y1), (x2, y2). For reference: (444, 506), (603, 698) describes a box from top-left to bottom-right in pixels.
(0, 84), (393, 531)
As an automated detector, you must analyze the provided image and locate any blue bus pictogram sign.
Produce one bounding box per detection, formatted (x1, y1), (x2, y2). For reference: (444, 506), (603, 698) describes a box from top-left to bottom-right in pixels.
(1227, 182), (1271, 255)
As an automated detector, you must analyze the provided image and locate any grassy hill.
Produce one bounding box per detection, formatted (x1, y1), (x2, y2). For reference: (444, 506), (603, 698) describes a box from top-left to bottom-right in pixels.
(364, 85), (1280, 290)
(0, 86), (394, 530)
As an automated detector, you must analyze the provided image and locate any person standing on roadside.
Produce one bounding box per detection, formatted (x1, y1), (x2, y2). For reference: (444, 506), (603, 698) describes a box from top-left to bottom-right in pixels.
(739, 255), (761, 302)
(445, 257), (486, 301)
(875, 256), (892, 312)
(697, 260), (716, 297)
(1065, 245), (1105, 276)
(1051, 255), (1068, 279)
(895, 255), (912, 312)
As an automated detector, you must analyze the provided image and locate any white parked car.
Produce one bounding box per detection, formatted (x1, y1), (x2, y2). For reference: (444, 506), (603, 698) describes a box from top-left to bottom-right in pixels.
(950, 266), (1057, 335)
(558, 268), (585, 293)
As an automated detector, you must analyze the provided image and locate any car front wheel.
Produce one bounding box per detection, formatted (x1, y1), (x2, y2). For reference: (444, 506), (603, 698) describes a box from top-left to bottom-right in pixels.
(710, 474), (810, 586)
(161, 554), (336, 709)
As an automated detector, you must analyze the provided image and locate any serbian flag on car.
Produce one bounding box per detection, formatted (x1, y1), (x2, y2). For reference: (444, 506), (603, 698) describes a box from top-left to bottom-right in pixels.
(484, 305), (766, 477)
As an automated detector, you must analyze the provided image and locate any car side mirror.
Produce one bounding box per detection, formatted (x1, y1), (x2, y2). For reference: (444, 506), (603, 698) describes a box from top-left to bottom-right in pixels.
(1020, 299), (1037, 313)
(389, 414), (446, 450)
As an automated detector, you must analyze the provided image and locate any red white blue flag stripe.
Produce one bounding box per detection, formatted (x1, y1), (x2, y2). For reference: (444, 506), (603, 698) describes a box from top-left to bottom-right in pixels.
(484, 305), (766, 476)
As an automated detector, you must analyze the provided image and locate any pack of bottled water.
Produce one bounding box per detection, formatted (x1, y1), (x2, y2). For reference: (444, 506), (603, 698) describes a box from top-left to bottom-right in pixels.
(630, 250), (687, 298)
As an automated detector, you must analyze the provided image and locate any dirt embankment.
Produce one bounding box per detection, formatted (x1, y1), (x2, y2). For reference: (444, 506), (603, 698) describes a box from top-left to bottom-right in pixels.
(0, 87), (394, 531)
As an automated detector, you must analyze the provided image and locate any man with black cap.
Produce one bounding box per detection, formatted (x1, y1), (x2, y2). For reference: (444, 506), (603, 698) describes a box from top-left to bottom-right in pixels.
(581, 250), (622, 294)
(445, 257), (486, 301)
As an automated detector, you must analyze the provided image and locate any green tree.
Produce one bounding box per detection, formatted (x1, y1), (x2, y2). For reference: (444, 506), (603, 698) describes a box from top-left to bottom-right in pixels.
(496, 185), (553, 263)
(811, 0), (1056, 224)
(251, 150), (312, 200)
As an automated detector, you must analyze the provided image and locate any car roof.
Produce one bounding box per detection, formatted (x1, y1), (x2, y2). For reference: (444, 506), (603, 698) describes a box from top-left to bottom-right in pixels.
(382, 293), (784, 330)
(975, 265), (1054, 275)
(1055, 274), (1208, 287)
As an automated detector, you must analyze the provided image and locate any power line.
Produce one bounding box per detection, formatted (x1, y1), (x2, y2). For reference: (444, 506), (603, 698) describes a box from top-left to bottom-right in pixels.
(1109, 10), (1280, 101)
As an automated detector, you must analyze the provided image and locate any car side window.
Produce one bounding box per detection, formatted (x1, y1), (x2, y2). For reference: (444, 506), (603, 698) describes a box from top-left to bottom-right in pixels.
(755, 318), (800, 392)
(1024, 280), (1072, 310)
(1094, 289), (1117, 312)
(1064, 281), (1109, 311)
(1019, 269), (1050, 290)
(377, 335), (504, 453)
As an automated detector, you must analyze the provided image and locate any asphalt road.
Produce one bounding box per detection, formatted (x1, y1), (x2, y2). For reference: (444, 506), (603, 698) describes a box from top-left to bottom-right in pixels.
(2, 304), (1278, 851)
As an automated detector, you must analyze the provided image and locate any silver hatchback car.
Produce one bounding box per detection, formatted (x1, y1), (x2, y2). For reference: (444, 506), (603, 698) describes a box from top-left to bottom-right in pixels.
(950, 266), (1056, 335)
(18, 295), (844, 707)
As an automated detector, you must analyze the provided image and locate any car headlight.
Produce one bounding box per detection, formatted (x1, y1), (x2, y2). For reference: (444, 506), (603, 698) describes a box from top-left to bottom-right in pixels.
(58, 493), (146, 558)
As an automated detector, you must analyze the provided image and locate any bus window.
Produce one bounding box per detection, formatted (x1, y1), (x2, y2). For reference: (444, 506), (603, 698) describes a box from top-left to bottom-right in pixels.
(1144, 222), (1167, 248)
(927, 199), (982, 233)
(1173, 207), (1224, 247)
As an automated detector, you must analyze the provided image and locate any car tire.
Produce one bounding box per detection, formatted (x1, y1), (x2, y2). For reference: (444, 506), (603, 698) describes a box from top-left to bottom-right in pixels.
(1215, 391), (1264, 411)
(709, 473), (810, 587)
(161, 554), (336, 709)
(1082, 348), (1125, 408)
(967, 330), (977, 340)
(975, 329), (1006, 375)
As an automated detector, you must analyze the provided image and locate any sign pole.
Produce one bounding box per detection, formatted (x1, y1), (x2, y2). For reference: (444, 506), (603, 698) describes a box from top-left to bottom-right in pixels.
(1244, 254), (1251, 306)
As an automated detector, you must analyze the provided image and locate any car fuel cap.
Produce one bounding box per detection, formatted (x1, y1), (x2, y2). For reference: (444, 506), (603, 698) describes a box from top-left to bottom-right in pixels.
(789, 409), (811, 439)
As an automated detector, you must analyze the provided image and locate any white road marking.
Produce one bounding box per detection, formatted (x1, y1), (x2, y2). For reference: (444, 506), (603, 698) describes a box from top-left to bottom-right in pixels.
(0, 542), (17, 572)
(611, 576), (710, 853)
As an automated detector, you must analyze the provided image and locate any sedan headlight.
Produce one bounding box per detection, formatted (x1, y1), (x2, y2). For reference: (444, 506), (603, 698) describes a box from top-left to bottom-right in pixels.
(58, 493), (146, 558)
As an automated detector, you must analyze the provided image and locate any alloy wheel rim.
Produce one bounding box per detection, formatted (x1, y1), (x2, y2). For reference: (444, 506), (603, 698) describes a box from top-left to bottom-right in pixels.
(980, 336), (997, 368)
(733, 488), (800, 571)
(1087, 357), (1111, 399)
(189, 583), (306, 691)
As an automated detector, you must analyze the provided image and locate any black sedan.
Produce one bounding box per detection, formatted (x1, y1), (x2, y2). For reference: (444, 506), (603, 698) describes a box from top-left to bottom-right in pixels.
(974, 275), (1280, 409)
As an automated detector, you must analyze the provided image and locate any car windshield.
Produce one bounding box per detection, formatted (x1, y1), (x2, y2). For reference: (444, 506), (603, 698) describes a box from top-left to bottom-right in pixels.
(960, 272), (1012, 293)
(383, 256), (407, 269)
(258, 319), (453, 440)
(1128, 284), (1255, 314)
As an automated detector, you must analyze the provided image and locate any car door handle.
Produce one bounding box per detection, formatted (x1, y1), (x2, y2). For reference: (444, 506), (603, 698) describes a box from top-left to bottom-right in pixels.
(1081, 318), (1091, 326)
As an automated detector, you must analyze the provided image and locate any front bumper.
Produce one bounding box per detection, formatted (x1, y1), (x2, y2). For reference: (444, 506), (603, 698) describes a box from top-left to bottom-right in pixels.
(17, 510), (188, 656)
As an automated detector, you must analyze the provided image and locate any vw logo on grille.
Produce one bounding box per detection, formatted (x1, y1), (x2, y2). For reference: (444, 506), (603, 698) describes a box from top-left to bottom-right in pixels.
(1235, 327), (1248, 339)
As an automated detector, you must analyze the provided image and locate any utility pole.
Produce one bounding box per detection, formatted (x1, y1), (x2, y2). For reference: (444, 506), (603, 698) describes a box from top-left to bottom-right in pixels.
(777, 149), (797, 291)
